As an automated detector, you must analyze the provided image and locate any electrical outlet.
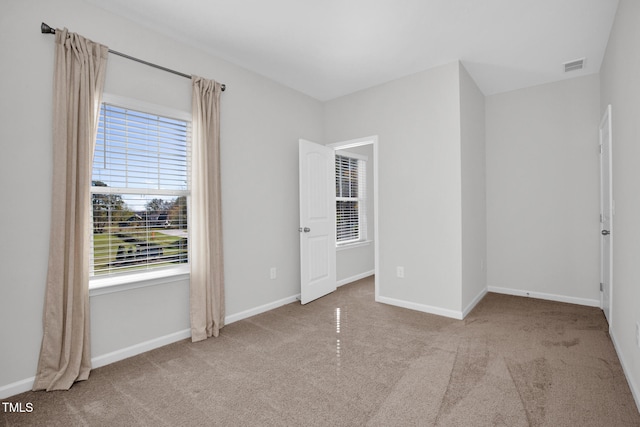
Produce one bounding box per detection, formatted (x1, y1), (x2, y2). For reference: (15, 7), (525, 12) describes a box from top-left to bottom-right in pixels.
(270, 267), (277, 280)
(636, 322), (640, 349)
(396, 266), (404, 278)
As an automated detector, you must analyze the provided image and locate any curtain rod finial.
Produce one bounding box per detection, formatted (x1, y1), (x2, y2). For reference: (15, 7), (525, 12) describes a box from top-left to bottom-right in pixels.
(41, 22), (55, 34)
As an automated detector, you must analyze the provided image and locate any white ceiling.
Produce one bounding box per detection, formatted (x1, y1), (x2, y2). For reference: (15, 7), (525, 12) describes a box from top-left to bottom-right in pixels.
(87, 0), (619, 101)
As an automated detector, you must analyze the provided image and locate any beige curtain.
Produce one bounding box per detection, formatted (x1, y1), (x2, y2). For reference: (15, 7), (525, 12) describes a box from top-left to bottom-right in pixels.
(190, 76), (225, 342)
(33, 29), (108, 391)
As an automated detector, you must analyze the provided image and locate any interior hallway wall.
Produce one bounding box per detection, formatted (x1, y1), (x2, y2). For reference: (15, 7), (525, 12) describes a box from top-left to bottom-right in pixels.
(486, 74), (601, 305)
(325, 62), (466, 317)
(459, 63), (487, 313)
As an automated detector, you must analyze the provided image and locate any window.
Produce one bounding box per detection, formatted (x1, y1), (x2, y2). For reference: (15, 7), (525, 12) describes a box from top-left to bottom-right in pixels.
(335, 152), (367, 245)
(90, 101), (191, 278)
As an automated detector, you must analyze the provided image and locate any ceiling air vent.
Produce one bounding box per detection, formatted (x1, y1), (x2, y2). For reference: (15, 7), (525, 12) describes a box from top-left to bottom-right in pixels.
(564, 58), (585, 73)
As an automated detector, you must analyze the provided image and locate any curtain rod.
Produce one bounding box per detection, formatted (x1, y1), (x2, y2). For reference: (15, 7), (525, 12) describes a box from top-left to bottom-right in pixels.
(40, 22), (226, 91)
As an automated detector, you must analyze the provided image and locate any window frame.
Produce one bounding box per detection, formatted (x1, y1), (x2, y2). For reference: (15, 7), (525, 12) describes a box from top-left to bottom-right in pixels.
(89, 94), (192, 292)
(335, 150), (368, 248)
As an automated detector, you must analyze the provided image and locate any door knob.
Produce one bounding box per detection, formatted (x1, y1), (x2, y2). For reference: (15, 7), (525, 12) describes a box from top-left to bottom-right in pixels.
(601, 230), (611, 236)
(299, 227), (311, 233)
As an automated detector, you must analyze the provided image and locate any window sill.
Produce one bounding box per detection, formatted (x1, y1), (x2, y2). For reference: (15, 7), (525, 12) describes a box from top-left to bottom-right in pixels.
(336, 240), (373, 251)
(89, 265), (190, 297)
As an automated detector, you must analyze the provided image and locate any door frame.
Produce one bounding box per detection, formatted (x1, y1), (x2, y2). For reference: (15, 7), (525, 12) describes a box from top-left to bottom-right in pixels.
(327, 136), (380, 301)
(599, 104), (613, 327)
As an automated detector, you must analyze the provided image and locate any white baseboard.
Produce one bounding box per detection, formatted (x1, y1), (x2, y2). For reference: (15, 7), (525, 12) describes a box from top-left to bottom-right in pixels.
(337, 270), (375, 288)
(462, 288), (488, 318)
(1, 328), (193, 399)
(95, 294), (302, 370)
(0, 376), (36, 400)
(376, 295), (463, 320)
(487, 286), (600, 308)
(224, 294), (300, 325)
(377, 288), (487, 321)
(91, 328), (192, 369)
(610, 329), (640, 413)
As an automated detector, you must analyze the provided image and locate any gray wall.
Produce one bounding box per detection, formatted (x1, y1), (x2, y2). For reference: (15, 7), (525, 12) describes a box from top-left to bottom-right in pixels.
(325, 62), (476, 317)
(599, 0), (640, 406)
(459, 63), (487, 313)
(335, 144), (375, 285)
(0, 0), (323, 392)
(486, 75), (601, 304)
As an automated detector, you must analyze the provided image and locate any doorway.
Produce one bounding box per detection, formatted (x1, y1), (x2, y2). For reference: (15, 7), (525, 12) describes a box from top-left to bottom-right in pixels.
(328, 136), (379, 301)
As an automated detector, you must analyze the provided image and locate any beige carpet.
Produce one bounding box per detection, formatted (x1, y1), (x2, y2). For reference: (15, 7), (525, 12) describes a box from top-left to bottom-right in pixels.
(3, 277), (639, 426)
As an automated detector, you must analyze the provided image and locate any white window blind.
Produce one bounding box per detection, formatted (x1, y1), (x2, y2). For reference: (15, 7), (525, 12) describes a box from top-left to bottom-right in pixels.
(90, 103), (191, 276)
(335, 153), (367, 244)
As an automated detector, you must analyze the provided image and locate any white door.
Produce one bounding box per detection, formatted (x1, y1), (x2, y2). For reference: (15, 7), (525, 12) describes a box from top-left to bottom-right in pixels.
(299, 139), (336, 304)
(600, 105), (613, 325)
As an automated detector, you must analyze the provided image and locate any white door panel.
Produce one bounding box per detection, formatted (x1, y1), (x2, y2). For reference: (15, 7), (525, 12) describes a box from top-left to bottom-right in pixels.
(600, 105), (613, 326)
(299, 139), (336, 304)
